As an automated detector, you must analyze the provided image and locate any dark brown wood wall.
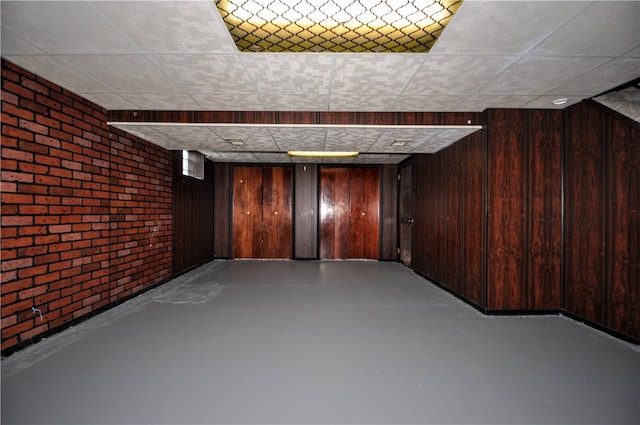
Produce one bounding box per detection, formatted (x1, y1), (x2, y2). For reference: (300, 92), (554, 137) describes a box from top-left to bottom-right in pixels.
(381, 164), (399, 261)
(485, 109), (563, 311)
(294, 163), (318, 259)
(461, 131), (486, 306)
(565, 101), (639, 340)
(411, 132), (488, 307)
(213, 162), (231, 258)
(173, 152), (215, 274)
(411, 109), (562, 313)
(486, 109), (529, 310)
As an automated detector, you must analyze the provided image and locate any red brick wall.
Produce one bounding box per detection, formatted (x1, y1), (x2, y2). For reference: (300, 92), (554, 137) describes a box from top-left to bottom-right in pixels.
(1, 59), (173, 352)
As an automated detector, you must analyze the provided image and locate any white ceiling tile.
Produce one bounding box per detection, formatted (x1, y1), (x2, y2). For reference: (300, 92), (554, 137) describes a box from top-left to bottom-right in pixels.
(269, 127), (327, 151)
(532, 2), (640, 57)
(1, 1), (136, 54)
(111, 125), (183, 150)
(149, 55), (253, 93)
(191, 93), (264, 110)
(456, 95), (538, 111)
(478, 55), (609, 95)
(0, 29), (44, 55)
(405, 54), (518, 95)
(329, 95), (398, 111)
(622, 45), (640, 58)
(5, 55), (109, 94)
(261, 94), (329, 110)
(242, 54), (333, 94)
(324, 128), (384, 151)
(548, 58), (640, 96)
(120, 93), (202, 110)
(432, 1), (590, 55)
(82, 93), (139, 110)
(331, 55), (424, 94)
(57, 55), (182, 93)
(393, 95), (466, 112)
(93, 1), (236, 54)
(150, 126), (218, 151)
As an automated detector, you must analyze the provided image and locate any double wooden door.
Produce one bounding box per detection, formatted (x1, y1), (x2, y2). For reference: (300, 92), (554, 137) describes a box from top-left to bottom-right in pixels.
(320, 167), (380, 259)
(232, 166), (292, 259)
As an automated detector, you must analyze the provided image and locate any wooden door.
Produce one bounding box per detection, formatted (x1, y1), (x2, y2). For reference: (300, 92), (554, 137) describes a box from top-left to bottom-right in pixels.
(261, 166), (293, 258)
(320, 167), (380, 259)
(232, 166), (263, 258)
(232, 166), (292, 259)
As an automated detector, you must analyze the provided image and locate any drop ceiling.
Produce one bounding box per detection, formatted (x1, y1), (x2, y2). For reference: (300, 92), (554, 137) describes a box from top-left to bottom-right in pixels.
(2, 0), (639, 163)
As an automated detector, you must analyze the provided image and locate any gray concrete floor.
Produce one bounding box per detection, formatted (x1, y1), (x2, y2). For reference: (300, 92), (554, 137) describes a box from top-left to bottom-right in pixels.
(2, 260), (639, 424)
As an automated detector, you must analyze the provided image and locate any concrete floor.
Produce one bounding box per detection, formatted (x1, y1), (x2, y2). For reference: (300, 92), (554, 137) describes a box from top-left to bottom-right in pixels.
(2, 260), (639, 424)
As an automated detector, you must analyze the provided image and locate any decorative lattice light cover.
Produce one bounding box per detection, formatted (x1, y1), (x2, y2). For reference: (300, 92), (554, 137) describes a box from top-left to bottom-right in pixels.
(216, 0), (463, 52)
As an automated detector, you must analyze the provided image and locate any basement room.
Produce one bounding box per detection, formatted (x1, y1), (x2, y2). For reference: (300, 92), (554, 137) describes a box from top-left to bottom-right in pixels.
(1, 1), (639, 424)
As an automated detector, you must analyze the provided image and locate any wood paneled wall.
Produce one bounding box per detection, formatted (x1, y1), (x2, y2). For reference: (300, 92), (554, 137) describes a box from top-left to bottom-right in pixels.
(565, 101), (639, 340)
(485, 109), (563, 311)
(411, 130), (488, 309)
(410, 105), (637, 342)
(213, 163), (231, 258)
(411, 109), (563, 311)
(294, 164), (318, 259)
(381, 164), (399, 261)
(173, 152), (214, 274)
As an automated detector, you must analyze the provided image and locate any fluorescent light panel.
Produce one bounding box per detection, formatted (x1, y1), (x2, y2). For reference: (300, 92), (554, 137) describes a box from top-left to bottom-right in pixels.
(288, 150), (359, 158)
(215, 0), (463, 53)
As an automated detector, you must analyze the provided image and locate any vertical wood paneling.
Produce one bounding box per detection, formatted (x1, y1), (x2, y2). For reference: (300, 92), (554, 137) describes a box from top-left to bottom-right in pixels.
(432, 152), (446, 283)
(362, 167), (381, 259)
(606, 115), (639, 340)
(381, 164), (399, 261)
(445, 142), (463, 293)
(462, 131), (486, 306)
(261, 166), (293, 259)
(399, 162), (413, 266)
(413, 155), (431, 277)
(213, 162), (231, 258)
(487, 109), (527, 310)
(349, 167), (366, 257)
(173, 152), (214, 274)
(294, 163), (318, 259)
(564, 104), (605, 323)
(528, 110), (563, 309)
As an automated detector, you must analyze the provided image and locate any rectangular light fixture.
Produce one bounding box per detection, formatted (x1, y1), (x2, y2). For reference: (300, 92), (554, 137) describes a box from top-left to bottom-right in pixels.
(225, 138), (245, 146)
(392, 139), (411, 146)
(215, 0), (463, 53)
(287, 150), (360, 158)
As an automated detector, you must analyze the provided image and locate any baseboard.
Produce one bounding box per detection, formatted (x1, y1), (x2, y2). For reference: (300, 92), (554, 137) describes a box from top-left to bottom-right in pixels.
(411, 269), (639, 346)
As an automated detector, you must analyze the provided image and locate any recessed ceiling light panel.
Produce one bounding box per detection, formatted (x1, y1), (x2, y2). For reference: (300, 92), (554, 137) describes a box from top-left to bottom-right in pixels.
(392, 139), (411, 146)
(215, 0), (463, 53)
